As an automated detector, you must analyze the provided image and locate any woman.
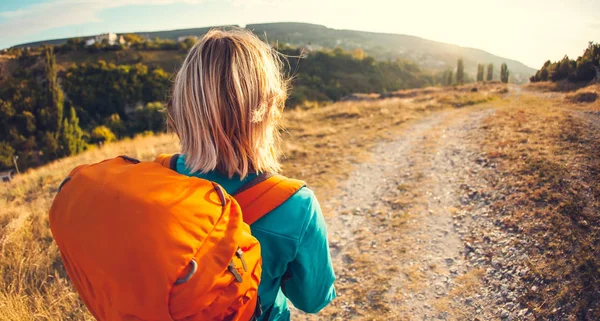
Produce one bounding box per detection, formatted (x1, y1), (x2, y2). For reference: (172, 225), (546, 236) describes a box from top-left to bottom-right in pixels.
(166, 28), (336, 320)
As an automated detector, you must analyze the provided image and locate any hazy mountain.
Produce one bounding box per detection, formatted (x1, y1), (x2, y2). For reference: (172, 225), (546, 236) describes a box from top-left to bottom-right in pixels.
(12, 22), (536, 81)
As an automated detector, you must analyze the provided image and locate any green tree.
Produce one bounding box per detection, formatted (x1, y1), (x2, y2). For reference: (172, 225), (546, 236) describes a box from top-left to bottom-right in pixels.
(130, 102), (165, 133)
(63, 62), (170, 125)
(446, 70), (454, 86)
(500, 63), (509, 83)
(60, 107), (86, 156)
(0, 141), (15, 169)
(179, 37), (197, 51)
(486, 63), (494, 81)
(43, 47), (64, 137)
(104, 113), (127, 138)
(476, 64), (484, 82)
(91, 126), (117, 144)
(41, 132), (60, 161)
(575, 60), (597, 82)
(0, 99), (15, 119)
(550, 56), (574, 81)
(16, 111), (36, 134)
(123, 33), (145, 44)
(456, 58), (464, 85)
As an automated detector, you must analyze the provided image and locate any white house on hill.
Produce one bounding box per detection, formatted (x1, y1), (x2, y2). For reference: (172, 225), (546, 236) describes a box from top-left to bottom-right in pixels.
(85, 33), (125, 46)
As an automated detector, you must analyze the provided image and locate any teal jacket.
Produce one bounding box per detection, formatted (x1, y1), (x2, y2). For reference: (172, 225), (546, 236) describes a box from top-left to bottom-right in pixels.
(176, 157), (336, 321)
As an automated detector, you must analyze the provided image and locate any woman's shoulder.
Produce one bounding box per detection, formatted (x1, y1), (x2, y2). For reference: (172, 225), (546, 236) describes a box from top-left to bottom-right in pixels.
(286, 184), (317, 204)
(280, 184), (320, 219)
(250, 185), (321, 241)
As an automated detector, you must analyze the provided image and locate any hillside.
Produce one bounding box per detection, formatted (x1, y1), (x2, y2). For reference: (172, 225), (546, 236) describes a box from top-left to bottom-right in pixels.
(1, 43), (438, 172)
(247, 23), (536, 81)
(11, 22), (536, 82)
(2, 84), (599, 320)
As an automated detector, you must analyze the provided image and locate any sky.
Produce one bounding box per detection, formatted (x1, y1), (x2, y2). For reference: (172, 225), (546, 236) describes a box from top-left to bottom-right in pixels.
(0, 0), (598, 68)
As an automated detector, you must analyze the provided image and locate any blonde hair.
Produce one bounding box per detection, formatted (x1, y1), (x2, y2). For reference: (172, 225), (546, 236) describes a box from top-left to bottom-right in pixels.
(168, 28), (288, 179)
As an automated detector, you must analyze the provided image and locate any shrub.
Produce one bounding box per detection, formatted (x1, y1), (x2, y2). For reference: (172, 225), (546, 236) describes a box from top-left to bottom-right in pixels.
(90, 126), (116, 144)
(0, 141), (15, 169)
(566, 92), (598, 103)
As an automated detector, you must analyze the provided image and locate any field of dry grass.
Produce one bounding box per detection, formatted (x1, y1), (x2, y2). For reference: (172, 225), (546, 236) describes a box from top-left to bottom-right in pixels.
(479, 91), (600, 320)
(0, 85), (502, 320)
(524, 80), (592, 93)
(565, 84), (600, 104)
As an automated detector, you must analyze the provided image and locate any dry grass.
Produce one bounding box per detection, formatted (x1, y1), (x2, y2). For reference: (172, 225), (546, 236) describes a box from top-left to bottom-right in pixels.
(0, 135), (180, 320)
(565, 84), (600, 104)
(0, 85), (502, 320)
(431, 268), (485, 320)
(449, 268), (485, 297)
(479, 92), (600, 320)
(525, 80), (591, 93)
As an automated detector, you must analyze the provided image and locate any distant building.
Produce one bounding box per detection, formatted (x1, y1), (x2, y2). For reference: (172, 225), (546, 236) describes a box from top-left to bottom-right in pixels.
(1, 170), (14, 183)
(177, 36), (199, 43)
(85, 33), (123, 46)
(98, 33), (118, 45)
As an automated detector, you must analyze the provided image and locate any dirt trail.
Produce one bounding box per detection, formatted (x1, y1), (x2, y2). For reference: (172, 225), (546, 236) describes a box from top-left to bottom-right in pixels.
(297, 104), (504, 320)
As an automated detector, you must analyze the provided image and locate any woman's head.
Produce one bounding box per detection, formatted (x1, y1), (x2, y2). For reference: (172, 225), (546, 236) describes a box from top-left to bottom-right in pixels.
(168, 28), (288, 178)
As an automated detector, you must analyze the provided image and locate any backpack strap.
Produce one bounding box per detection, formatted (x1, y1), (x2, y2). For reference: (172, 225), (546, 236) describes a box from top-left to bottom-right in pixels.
(232, 173), (306, 225)
(154, 153), (180, 171)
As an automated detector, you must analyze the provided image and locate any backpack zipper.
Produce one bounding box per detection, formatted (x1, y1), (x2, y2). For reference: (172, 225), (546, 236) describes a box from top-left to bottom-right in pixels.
(228, 261), (243, 282)
(236, 247), (248, 272)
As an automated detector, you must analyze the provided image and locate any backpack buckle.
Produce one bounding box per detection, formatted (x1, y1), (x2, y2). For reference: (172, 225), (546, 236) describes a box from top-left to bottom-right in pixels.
(174, 259), (198, 285)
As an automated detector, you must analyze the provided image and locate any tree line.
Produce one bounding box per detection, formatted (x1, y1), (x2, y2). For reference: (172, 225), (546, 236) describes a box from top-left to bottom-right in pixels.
(529, 42), (599, 83)
(279, 46), (433, 106)
(52, 34), (198, 54)
(0, 47), (171, 171)
(0, 48), (87, 170)
(437, 59), (509, 86)
(0, 42), (516, 171)
(0, 44), (437, 171)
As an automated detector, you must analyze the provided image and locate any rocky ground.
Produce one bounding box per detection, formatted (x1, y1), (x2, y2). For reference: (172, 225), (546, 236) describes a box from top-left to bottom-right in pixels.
(295, 96), (553, 320)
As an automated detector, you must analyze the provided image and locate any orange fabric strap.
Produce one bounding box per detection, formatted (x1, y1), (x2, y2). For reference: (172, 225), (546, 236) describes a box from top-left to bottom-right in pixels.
(154, 153), (174, 168)
(154, 153), (180, 170)
(233, 175), (305, 225)
(154, 154), (305, 225)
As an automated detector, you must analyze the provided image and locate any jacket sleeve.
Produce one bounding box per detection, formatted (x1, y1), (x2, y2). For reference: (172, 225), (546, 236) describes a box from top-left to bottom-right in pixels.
(281, 190), (336, 313)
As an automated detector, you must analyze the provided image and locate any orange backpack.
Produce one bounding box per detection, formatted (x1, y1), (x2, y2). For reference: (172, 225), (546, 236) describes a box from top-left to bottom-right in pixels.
(49, 154), (304, 321)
